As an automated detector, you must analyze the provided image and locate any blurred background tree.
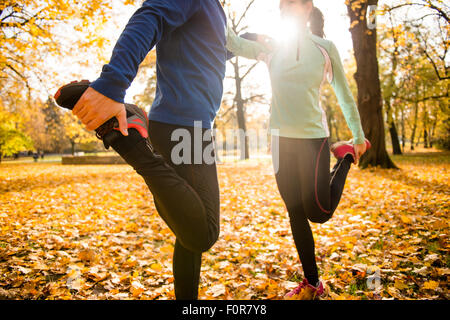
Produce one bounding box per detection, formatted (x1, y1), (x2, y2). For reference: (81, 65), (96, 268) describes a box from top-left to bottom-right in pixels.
(0, 0), (132, 156)
(0, 0), (448, 162)
(0, 104), (33, 162)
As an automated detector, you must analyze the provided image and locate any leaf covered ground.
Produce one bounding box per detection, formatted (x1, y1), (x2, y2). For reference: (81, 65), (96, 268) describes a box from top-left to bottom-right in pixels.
(0, 151), (448, 300)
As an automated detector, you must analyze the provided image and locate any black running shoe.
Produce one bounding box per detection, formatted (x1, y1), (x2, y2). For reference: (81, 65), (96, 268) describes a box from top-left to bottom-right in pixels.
(54, 80), (150, 149)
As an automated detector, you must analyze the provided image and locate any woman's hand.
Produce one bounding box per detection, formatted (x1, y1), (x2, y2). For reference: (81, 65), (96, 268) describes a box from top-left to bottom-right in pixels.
(256, 34), (275, 50)
(353, 143), (367, 164)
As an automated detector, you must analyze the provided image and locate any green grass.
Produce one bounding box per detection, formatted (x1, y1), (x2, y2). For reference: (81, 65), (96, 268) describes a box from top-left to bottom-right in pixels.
(1, 155), (63, 164)
(0, 152), (119, 165)
(426, 241), (441, 254)
(3, 148), (448, 167)
(391, 150), (450, 165)
(371, 238), (385, 250)
(348, 279), (368, 295)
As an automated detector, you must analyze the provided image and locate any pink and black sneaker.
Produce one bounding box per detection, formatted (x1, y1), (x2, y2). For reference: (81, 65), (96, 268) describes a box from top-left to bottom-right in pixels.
(285, 278), (325, 300)
(54, 80), (150, 149)
(330, 138), (371, 163)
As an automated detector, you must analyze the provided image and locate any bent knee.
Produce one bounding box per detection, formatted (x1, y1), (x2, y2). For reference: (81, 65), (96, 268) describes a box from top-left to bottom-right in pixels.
(304, 200), (332, 224)
(308, 214), (331, 224)
(202, 227), (220, 252)
(183, 229), (220, 254)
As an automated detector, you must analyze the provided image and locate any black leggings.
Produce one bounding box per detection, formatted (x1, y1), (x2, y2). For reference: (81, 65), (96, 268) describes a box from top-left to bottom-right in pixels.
(109, 120), (220, 300)
(273, 136), (352, 284)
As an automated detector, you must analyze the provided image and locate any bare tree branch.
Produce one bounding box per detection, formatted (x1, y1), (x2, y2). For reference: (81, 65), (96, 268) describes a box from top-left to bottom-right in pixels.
(241, 62), (259, 81)
(386, 1), (449, 23)
(235, 0), (256, 29)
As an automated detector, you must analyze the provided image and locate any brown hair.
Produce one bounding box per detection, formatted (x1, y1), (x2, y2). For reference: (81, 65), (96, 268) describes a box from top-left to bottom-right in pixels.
(301, 0), (325, 38)
(309, 6), (325, 38)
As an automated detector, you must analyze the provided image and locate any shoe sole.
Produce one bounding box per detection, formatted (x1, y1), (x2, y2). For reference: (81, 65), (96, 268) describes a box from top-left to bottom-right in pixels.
(54, 80), (90, 110)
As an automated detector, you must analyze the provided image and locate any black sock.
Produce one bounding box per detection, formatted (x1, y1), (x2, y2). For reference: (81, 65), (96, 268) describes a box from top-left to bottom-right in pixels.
(306, 275), (319, 286)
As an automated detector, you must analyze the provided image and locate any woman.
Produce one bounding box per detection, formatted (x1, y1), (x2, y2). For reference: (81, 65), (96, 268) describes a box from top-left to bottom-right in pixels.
(226, 0), (371, 298)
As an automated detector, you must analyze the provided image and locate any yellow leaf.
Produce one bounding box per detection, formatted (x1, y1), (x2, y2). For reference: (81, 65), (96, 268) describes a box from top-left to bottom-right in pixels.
(78, 249), (97, 262)
(150, 263), (162, 271)
(394, 279), (408, 290)
(423, 281), (439, 290)
(400, 215), (412, 224)
(130, 280), (145, 297)
(159, 245), (173, 253)
(122, 256), (137, 268)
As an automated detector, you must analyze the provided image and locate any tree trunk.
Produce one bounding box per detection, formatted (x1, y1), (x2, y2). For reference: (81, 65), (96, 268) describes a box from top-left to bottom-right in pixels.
(236, 102), (249, 160)
(416, 130), (422, 147)
(386, 100), (402, 154)
(400, 108), (405, 152)
(423, 129), (429, 148)
(334, 126), (341, 141)
(346, 0), (397, 169)
(325, 104), (340, 142)
(422, 103), (428, 148)
(71, 141), (76, 156)
(410, 100), (419, 151)
(429, 114), (437, 148)
(389, 123), (402, 154)
(233, 58), (249, 160)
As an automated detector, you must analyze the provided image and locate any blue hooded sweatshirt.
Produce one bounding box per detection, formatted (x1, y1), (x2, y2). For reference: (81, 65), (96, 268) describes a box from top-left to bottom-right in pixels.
(90, 0), (227, 129)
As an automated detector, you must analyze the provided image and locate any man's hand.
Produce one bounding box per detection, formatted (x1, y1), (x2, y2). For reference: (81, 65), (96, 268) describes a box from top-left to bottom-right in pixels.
(353, 143), (367, 164)
(72, 87), (128, 136)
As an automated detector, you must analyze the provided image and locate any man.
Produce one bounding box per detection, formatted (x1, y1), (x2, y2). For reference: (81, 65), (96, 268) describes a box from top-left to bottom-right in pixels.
(58, 0), (227, 300)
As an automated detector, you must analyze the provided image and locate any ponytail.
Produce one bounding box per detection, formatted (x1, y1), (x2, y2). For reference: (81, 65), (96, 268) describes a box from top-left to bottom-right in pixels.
(309, 6), (325, 38)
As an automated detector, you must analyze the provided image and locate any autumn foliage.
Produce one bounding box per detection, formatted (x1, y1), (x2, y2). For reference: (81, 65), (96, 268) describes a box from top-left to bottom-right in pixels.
(0, 151), (448, 300)
(0, 0), (448, 301)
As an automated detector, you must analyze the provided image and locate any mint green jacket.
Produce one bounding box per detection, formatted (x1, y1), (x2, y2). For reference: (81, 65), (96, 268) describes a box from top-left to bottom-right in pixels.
(226, 27), (366, 145)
